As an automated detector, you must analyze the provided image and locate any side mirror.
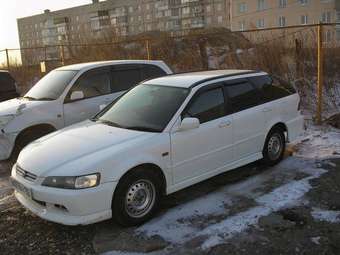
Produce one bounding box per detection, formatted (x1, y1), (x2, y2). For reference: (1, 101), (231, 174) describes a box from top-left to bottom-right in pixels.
(179, 118), (200, 131)
(70, 91), (84, 101)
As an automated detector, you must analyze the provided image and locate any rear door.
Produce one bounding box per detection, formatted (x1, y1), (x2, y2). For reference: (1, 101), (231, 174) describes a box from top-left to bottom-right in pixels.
(224, 79), (265, 161)
(171, 83), (234, 184)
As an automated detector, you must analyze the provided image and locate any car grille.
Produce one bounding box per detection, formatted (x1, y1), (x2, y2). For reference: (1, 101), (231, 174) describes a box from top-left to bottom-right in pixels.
(16, 165), (37, 182)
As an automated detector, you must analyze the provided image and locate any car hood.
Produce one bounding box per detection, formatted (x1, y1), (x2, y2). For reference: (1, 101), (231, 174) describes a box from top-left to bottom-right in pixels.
(0, 98), (45, 116)
(17, 120), (150, 177)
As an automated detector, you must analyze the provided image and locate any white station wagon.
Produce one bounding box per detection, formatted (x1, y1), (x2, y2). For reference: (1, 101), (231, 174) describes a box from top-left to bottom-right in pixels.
(11, 70), (304, 226)
(0, 60), (172, 161)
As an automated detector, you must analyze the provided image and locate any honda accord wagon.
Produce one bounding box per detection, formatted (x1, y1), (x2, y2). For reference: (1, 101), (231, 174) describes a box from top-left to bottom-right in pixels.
(11, 70), (304, 226)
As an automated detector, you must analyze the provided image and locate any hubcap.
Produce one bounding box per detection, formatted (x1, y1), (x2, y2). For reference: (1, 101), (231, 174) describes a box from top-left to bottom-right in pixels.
(268, 133), (283, 161)
(125, 179), (156, 218)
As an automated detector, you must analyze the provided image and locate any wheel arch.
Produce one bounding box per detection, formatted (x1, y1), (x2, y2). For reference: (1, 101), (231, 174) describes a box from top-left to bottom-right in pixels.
(15, 123), (57, 142)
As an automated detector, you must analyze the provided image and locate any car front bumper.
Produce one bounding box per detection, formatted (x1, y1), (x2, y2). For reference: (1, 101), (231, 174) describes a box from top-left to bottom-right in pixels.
(0, 131), (17, 161)
(11, 166), (117, 226)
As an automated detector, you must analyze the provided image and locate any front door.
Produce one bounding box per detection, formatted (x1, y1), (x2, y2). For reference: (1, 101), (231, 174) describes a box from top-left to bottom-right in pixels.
(170, 85), (234, 185)
(63, 67), (114, 126)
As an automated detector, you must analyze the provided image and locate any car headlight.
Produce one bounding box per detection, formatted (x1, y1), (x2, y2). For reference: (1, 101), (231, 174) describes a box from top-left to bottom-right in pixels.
(0, 115), (15, 128)
(42, 173), (100, 189)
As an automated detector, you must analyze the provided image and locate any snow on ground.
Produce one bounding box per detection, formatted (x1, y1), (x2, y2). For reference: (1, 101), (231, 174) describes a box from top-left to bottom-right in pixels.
(311, 208), (340, 223)
(105, 124), (340, 255)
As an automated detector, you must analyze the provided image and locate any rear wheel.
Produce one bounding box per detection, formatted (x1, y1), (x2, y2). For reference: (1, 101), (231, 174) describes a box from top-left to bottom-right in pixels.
(262, 127), (286, 166)
(112, 168), (161, 226)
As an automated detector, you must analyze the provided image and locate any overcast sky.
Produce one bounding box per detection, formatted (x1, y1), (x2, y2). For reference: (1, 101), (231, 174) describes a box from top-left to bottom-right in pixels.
(0, 0), (91, 49)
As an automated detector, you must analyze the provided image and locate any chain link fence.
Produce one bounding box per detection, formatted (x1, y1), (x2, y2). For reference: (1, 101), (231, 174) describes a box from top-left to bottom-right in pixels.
(1, 24), (339, 121)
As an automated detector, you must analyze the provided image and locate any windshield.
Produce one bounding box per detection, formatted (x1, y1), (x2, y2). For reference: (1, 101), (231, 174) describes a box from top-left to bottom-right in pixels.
(96, 84), (189, 132)
(25, 70), (78, 101)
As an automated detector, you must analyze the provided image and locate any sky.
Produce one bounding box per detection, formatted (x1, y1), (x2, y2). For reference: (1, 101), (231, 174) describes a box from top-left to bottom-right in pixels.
(0, 0), (91, 50)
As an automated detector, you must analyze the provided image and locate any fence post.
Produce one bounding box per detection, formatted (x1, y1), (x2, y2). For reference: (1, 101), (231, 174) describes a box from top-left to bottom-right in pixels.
(60, 45), (65, 66)
(5, 49), (10, 71)
(316, 24), (324, 125)
(146, 40), (151, 60)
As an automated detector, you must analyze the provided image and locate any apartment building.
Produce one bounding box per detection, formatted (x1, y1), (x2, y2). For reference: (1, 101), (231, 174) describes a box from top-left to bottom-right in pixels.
(17, 0), (230, 65)
(231, 0), (339, 30)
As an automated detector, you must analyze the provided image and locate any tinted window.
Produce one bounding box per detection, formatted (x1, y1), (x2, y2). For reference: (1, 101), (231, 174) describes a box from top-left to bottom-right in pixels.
(141, 65), (167, 80)
(96, 85), (189, 132)
(25, 70), (78, 100)
(70, 69), (111, 99)
(184, 88), (225, 124)
(0, 73), (15, 92)
(225, 82), (260, 112)
(250, 75), (295, 102)
(111, 66), (141, 93)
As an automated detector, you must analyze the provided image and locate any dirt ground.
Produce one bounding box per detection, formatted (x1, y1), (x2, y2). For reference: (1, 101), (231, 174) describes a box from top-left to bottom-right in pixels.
(1, 129), (340, 255)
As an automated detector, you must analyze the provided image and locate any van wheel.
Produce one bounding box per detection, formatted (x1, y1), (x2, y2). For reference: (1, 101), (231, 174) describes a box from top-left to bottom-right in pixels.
(112, 168), (161, 226)
(10, 128), (53, 163)
(262, 127), (286, 166)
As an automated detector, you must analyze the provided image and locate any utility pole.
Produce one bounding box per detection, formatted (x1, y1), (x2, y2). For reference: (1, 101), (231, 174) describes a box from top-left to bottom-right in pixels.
(316, 24), (324, 125)
(5, 49), (10, 71)
(146, 40), (151, 60)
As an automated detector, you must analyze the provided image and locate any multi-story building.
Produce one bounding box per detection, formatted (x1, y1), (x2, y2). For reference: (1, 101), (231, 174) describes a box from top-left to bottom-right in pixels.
(231, 0), (339, 31)
(17, 0), (231, 65)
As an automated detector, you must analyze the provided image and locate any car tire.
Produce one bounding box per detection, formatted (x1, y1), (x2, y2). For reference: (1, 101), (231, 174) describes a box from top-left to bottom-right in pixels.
(10, 129), (53, 163)
(112, 168), (161, 227)
(262, 127), (286, 166)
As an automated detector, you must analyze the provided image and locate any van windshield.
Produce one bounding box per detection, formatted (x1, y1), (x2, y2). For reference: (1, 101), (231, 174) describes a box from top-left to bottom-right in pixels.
(25, 70), (78, 101)
(95, 84), (189, 132)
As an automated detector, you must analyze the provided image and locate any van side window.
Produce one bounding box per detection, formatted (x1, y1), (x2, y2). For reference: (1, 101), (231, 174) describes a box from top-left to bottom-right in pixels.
(141, 65), (167, 80)
(111, 66), (142, 93)
(183, 88), (225, 124)
(70, 69), (111, 99)
(225, 82), (260, 113)
(249, 75), (295, 103)
(0, 73), (15, 92)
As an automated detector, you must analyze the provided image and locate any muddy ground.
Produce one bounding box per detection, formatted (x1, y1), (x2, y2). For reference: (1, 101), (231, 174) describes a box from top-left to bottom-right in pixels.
(1, 137), (340, 254)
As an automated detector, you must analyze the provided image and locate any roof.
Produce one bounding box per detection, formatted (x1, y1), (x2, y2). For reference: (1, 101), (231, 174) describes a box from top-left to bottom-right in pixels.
(144, 70), (263, 88)
(55, 60), (167, 72)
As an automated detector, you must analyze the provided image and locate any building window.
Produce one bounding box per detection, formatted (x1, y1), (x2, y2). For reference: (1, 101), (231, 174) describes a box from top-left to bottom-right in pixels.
(321, 12), (331, 23)
(279, 0), (287, 8)
(325, 30), (332, 42)
(206, 17), (212, 24)
(256, 18), (265, 28)
(257, 0), (266, 11)
(279, 16), (286, 27)
(217, 16), (223, 23)
(299, 0), (308, 5)
(337, 11), (340, 22)
(182, 7), (190, 15)
(336, 29), (340, 41)
(238, 3), (247, 13)
(217, 3), (222, 11)
(300, 15), (308, 25)
(206, 5), (211, 12)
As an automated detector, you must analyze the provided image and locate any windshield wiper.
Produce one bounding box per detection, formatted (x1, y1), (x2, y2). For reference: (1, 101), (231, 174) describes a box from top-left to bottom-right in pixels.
(35, 97), (55, 101)
(125, 126), (161, 133)
(23, 96), (37, 101)
(96, 119), (124, 128)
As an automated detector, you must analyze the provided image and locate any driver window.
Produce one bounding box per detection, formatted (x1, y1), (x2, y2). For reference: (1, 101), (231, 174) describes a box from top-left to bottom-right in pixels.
(69, 69), (111, 100)
(183, 87), (225, 124)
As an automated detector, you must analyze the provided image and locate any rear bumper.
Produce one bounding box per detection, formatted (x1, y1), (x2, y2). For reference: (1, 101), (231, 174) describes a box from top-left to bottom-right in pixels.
(286, 115), (304, 142)
(0, 132), (17, 161)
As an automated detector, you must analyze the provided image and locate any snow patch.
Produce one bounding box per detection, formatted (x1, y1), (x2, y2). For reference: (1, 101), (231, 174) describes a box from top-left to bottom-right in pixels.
(311, 208), (340, 223)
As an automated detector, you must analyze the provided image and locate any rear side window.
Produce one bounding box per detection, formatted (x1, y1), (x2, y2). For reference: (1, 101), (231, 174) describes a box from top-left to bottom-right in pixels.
(0, 73), (15, 92)
(249, 75), (295, 103)
(183, 87), (225, 124)
(111, 65), (142, 93)
(141, 65), (167, 80)
(225, 82), (261, 113)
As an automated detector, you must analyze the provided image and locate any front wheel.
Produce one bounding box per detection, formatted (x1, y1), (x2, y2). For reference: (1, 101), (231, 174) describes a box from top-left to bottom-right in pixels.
(112, 169), (161, 226)
(262, 128), (286, 166)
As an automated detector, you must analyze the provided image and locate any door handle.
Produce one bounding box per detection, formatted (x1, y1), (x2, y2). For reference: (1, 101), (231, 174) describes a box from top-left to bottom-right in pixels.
(219, 120), (232, 128)
(263, 108), (272, 112)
